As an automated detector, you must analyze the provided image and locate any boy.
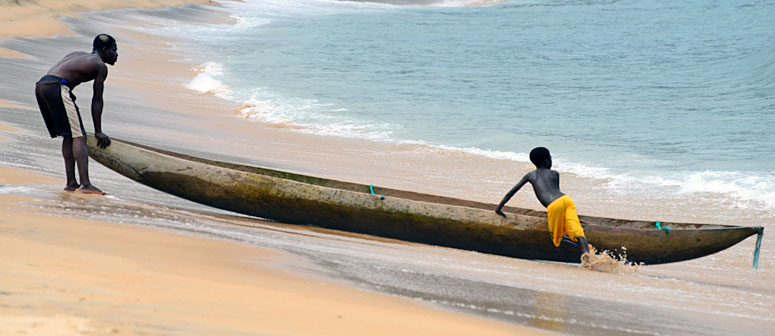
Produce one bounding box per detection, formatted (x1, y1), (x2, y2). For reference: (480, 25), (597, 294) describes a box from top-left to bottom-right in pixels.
(495, 147), (591, 255)
(35, 34), (117, 194)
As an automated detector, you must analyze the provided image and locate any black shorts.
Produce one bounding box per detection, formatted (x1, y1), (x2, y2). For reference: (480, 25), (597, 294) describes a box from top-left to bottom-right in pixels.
(35, 75), (86, 138)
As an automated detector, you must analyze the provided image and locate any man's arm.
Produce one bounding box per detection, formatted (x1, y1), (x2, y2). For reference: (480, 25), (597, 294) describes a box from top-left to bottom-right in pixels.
(91, 62), (110, 148)
(495, 174), (531, 217)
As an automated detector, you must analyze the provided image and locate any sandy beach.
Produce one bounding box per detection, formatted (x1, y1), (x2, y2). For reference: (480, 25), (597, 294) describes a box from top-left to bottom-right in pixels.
(0, 0), (546, 335)
(0, 0), (221, 41)
(0, 167), (542, 335)
(1, 0), (772, 335)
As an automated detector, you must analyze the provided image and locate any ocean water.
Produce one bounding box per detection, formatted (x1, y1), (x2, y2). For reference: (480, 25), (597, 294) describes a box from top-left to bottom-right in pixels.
(149, 0), (775, 210)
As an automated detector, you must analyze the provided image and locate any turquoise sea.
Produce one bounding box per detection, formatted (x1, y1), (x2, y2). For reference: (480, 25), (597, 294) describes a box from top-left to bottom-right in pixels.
(148, 0), (775, 210)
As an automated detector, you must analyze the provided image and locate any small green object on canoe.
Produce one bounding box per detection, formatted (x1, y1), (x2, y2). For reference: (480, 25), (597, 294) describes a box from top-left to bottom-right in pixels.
(655, 221), (670, 234)
(86, 135), (764, 265)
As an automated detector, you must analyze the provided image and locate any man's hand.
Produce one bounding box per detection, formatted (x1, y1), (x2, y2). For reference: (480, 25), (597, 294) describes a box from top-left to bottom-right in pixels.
(95, 131), (111, 149)
(495, 209), (506, 218)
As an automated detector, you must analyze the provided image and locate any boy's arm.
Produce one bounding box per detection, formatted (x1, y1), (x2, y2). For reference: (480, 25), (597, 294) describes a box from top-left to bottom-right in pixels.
(495, 174), (530, 217)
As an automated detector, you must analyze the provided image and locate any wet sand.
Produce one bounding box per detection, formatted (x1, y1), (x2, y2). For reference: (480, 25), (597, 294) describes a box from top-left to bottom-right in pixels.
(0, 167), (541, 335)
(0, 0), (773, 335)
(0, 0), (220, 39)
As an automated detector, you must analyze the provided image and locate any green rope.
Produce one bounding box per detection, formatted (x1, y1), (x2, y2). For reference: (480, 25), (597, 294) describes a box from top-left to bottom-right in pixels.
(370, 184), (385, 200)
(753, 228), (763, 270)
(655, 221), (670, 234)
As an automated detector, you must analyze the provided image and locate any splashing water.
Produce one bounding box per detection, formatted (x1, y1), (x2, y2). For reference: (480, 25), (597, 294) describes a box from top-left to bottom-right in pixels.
(581, 246), (640, 275)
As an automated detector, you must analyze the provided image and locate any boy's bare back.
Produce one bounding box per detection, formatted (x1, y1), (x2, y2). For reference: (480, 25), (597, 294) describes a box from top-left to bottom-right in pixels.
(523, 168), (565, 207)
(495, 148), (564, 214)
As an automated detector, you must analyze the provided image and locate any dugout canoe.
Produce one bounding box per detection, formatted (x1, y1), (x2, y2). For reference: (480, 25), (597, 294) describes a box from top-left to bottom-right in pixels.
(87, 135), (764, 265)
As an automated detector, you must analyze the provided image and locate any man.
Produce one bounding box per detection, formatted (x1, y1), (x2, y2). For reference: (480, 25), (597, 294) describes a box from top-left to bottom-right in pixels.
(34, 34), (117, 194)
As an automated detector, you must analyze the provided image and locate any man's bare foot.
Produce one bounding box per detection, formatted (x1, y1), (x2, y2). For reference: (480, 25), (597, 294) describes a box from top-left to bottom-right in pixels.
(63, 183), (79, 192)
(78, 185), (106, 195)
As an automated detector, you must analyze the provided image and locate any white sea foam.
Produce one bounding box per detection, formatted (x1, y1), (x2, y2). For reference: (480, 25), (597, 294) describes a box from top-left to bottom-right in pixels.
(236, 91), (330, 124)
(390, 141), (775, 210)
(185, 62), (231, 97)
(298, 123), (394, 141)
(0, 185), (36, 195)
(124, 8), (239, 41)
(414, 143), (531, 162)
(230, 14), (272, 29)
(238, 100), (293, 124)
(223, 0), (390, 20)
(580, 167), (775, 210)
(678, 171), (775, 209)
(236, 93), (394, 141)
(433, 0), (506, 7)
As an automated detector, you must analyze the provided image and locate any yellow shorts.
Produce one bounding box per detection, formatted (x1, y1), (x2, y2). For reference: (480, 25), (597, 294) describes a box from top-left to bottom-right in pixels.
(546, 195), (586, 247)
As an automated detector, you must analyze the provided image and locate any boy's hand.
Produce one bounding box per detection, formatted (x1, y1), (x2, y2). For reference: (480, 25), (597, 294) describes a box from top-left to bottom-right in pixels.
(495, 209), (506, 218)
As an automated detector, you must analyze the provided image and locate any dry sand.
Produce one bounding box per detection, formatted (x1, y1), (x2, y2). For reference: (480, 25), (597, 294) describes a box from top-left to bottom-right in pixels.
(0, 1), (546, 335)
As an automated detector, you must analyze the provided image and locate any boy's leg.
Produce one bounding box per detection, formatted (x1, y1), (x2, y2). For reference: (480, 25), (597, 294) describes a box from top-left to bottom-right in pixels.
(61, 135), (78, 191)
(564, 197), (590, 254)
(577, 236), (590, 254)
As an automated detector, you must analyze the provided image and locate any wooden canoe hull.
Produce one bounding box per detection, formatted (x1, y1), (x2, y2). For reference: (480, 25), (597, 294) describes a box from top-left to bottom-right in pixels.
(87, 136), (762, 265)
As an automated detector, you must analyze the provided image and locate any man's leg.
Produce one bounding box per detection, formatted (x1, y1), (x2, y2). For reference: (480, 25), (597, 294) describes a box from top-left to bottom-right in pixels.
(72, 136), (103, 194)
(61, 135), (78, 191)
